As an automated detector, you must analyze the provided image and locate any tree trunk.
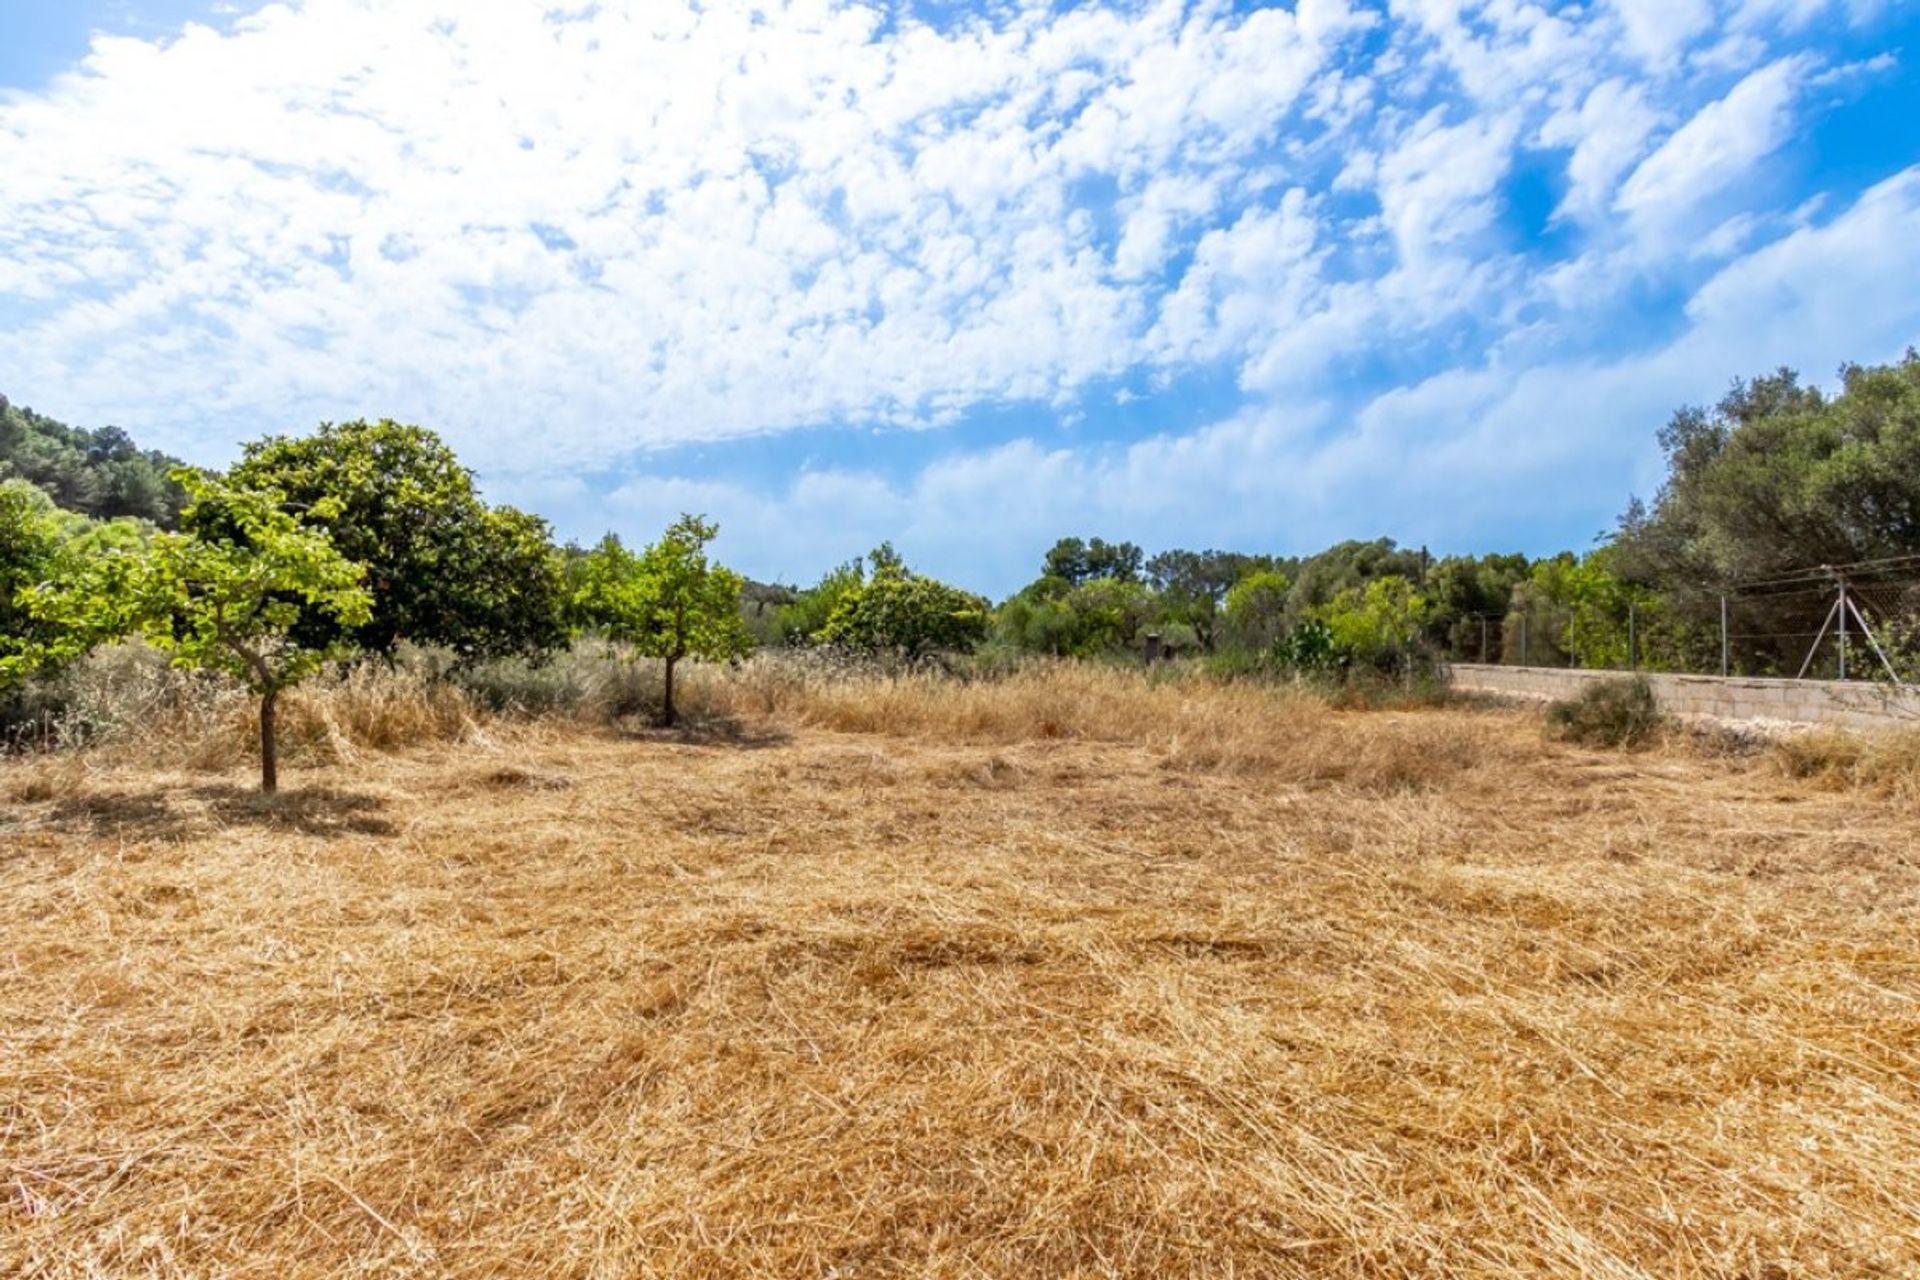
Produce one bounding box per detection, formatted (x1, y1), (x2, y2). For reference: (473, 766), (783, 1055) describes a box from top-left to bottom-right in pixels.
(661, 655), (677, 728)
(259, 688), (279, 795)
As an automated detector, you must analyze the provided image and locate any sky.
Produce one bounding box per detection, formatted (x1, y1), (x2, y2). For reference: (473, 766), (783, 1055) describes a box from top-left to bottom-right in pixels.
(2, 0), (1918, 596)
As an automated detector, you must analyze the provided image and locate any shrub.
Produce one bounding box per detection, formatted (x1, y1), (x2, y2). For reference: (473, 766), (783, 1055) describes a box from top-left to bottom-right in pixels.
(1, 641), (186, 750)
(1545, 676), (1663, 748)
(455, 643), (659, 720)
(817, 555), (990, 662)
(1273, 617), (1343, 672)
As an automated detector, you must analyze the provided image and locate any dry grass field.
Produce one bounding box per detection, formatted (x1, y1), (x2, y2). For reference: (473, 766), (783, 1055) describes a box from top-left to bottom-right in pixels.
(3, 665), (1919, 1278)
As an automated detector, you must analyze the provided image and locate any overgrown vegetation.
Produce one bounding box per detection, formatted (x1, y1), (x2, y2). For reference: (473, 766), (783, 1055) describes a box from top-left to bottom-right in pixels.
(1544, 676), (1664, 749)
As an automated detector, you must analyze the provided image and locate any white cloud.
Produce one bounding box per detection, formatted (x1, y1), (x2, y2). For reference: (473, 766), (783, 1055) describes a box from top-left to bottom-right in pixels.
(1609, 0), (1714, 71)
(1615, 56), (1807, 242)
(636, 167), (1920, 595)
(1540, 79), (1664, 223)
(0, 0), (1378, 473)
(1150, 191), (1327, 368)
(0, 0), (1913, 589)
(1373, 106), (1519, 261)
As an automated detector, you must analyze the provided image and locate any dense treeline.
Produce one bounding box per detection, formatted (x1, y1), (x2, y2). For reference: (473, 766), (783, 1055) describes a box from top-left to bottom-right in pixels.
(744, 352), (1920, 680)
(0, 395), (189, 526)
(4, 350), (1919, 788)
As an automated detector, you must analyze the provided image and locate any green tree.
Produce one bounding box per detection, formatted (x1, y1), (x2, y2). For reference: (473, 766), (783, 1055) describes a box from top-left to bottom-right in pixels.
(818, 549), (989, 662)
(574, 515), (749, 727)
(25, 474), (371, 793)
(0, 481), (65, 689)
(1287, 538), (1427, 618)
(1316, 575), (1432, 675)
(1043, 536), (1143, 585)
(994, 571), (1157, 658)
(1424, 552), (1531, 660)
(1505, 550), (1677, 671)
(1221, 568), (1292, 652)
(214, 419), (566, 660)
(1065, 577), (1154, 655)
(739, 578), (800, 648)
(0, 395), (189, 526)
(1146, 549), (1281, 651)
(1, 480), (156, 691)
(995, 584), (1078, 656)
(775, 558), (866, 645)
(1614, 354), (1920, 673)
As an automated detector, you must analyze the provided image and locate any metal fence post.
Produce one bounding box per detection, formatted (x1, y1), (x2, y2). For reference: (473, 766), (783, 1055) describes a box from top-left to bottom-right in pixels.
(1720, 594), (1729, 677)
(1479, 616), (1487, 664)
(1628, 603), (1637, 672)
(1837, 578), (1848, 681)
(1520, 615), (1528, 667)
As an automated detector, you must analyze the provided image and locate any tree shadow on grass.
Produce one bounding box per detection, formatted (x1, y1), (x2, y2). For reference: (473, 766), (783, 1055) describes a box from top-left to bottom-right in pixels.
(609, 713), (791, 751)
(193, 785), (399, 837)
(47, 790), (179, 837)
(49, 785), (397, 840)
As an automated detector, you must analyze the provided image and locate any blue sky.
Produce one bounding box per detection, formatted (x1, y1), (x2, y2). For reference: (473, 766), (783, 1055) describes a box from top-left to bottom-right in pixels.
(3, 0), (1919, 596)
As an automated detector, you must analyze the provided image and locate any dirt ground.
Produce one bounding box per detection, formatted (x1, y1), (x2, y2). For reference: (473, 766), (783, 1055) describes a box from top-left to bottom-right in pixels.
(3, 701), (1918, 1278)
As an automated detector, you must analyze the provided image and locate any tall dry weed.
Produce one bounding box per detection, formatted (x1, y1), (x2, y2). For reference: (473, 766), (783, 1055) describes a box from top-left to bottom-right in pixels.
(1769, 726), (1920, 805)
(697, 656), (1525, 792)
(3, 642), (482, 771)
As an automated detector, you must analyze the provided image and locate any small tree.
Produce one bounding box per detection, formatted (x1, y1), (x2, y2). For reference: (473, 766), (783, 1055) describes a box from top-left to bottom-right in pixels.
(29, 474), (373, 793)
(1221, 569), (1292, 653)
(574, 515), (748, 727)
(4, 480), (157, 693)
(1317, 575), (1431, 678)
(817, 549), (990, 662)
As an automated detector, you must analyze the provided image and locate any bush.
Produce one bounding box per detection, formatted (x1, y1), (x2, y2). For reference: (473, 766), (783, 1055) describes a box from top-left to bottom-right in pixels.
(1273, 618), (1343, 672)
(454, 642), (662, 721)
(1545, 676), (1662, 748)
(1, 641), (186, 750)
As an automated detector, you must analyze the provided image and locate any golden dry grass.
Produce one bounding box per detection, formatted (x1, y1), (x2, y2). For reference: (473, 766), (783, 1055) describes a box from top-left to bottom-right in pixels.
(3, 665), (1919, 1277)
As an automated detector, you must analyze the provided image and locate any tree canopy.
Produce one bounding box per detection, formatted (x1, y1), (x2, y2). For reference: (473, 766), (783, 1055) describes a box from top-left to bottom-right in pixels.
(1043, 536), (1144, 585)
(213, 419), (567, 661)
(1614, 352), (1920, 673)
(818, 549), (990, 662)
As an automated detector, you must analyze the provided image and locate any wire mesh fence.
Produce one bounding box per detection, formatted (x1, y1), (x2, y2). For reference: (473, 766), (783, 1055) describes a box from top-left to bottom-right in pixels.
(1437, 555), (1920, 684)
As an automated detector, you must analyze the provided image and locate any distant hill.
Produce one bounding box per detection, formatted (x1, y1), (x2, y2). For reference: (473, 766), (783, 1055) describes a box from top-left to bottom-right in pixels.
(0, 394), (188, 528)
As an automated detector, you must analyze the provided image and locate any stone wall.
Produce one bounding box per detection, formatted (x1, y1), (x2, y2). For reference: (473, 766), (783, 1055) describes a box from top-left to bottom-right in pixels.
(1444, 663), (1920, 731)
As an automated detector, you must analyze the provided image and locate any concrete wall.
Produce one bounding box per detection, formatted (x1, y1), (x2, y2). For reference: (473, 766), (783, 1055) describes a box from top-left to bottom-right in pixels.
(1445, 663), (1920, 731)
